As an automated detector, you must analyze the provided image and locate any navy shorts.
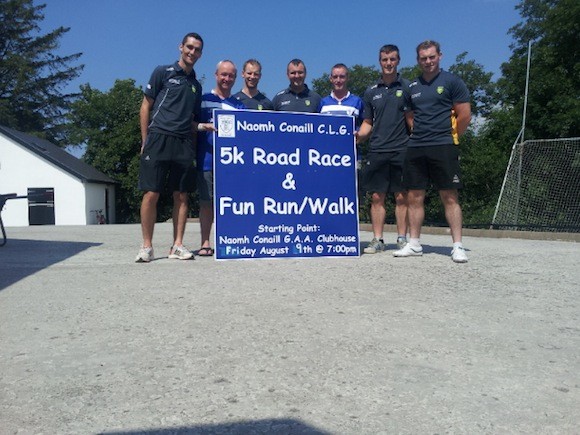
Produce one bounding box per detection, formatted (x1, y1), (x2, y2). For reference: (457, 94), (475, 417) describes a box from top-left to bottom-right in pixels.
(138, 132), (196, 193)
(403, 144), (463, 190)
(360, 150), (406, 194)
(197, 170), (213, 203)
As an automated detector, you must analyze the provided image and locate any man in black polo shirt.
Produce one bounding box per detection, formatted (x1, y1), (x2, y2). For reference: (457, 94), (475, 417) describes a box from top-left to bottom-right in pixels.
(357, 44), (410, 254)
(234, 59), (273, 110)
(136, 32), (213, 263)
(272, 59), (321, 113)
(393, 40), (471, 263)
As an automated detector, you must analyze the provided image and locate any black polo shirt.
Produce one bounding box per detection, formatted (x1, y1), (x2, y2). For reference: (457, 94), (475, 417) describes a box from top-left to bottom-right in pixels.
(272, 85), (321, 113)
(407, 70), (470, 147)
(233, 91), (273, 110)
(362, 75), (410, 152)
(144, 61), (202, 137)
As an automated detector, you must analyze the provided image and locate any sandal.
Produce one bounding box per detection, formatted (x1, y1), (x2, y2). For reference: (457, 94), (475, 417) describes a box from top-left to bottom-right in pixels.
(197, 247), (214, 257)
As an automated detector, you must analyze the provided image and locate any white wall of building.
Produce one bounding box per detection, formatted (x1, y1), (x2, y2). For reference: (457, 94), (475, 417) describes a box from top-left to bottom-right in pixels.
(85, 183), (116, 225)
(0, 135), (115, 226)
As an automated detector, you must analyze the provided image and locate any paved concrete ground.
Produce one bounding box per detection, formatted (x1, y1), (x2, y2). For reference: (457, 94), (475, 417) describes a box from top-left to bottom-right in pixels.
(0, 223), (578, 434)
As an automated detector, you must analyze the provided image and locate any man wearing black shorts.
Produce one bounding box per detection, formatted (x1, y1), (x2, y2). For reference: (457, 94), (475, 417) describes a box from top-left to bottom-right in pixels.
(357, 45), (410, 254)
(136, 32), (212, 263)
(393, 40), (471, 263)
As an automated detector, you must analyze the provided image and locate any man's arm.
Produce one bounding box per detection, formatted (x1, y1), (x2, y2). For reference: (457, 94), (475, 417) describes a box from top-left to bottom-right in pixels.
(355, 119), (373, 144)
(453, 102), (471, 136)
(140, 95), (154, 152)
(405, 111), (414, 133)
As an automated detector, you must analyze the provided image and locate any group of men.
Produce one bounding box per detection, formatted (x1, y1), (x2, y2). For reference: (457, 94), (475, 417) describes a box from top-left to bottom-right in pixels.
(135, 32), (471, 264)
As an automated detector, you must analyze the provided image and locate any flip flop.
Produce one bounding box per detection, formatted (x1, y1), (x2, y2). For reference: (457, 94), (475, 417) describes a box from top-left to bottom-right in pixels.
(197, 247), (214, 257)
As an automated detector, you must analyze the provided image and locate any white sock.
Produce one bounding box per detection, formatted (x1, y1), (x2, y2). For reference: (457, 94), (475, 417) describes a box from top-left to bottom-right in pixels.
(409, 238), (421, 247)
(453, 242), (463, 249)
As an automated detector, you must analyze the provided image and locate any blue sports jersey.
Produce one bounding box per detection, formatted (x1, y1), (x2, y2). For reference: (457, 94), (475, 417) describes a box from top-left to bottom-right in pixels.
(319, 92), (364, 127)
(197, 92), (246, 171)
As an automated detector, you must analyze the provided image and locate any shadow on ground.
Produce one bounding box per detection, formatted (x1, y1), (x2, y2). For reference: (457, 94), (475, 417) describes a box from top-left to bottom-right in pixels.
(0, 239), (101, 291)
(100, 418), (331, 435)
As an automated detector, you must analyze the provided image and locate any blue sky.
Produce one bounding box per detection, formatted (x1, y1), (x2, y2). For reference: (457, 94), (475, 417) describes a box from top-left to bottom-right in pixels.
(41, 0), (522, 101)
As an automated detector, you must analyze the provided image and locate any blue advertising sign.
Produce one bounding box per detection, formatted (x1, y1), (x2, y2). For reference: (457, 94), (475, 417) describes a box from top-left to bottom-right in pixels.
(213, 109), (359, 260)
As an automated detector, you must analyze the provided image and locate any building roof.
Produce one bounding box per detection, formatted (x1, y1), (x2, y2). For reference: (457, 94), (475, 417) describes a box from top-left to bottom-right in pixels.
(0, 125), (117, 185)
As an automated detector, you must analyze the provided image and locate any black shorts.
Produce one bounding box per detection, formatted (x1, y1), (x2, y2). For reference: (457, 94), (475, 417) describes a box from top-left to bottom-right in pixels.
(403, 144), (463, 190)
(360, 150), (406, 194)
(197, 170), (213, 203)
(138, 132), (196, 193)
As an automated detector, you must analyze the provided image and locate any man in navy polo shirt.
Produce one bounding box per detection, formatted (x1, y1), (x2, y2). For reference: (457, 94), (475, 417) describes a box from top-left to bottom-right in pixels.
(196, 60), (246, 257)
(272, 59), (321, 113)
(136, 32), (212, 263)
(357, 45), (410, 255)
(234, 59), (273, 110)
(393, 40), (471, 263)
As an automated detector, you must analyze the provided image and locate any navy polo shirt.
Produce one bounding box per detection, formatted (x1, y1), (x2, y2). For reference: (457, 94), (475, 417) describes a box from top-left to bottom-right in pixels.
(233, 91), (273, 110)
(272, 85), (321, 113)
(362, 75), (410, 152)
(407, 70), (470, 147)
(144, 61), (202, 137)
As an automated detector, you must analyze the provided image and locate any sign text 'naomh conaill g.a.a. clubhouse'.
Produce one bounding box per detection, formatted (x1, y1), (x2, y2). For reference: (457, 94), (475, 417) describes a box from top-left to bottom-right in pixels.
(213, 109), (359, 260)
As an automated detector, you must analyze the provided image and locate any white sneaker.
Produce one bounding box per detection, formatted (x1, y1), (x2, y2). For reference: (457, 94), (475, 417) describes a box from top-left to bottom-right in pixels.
(135, 246), (154, 263)
(393, 244), (423, 257)
(169, 245), (194, 260)
(451, 246), (468, 263)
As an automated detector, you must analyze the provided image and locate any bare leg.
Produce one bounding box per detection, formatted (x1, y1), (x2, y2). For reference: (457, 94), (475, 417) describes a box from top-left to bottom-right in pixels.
(140, 191), (160, 247)
(172, 191), (189, 246)
(406, 189), (425, 239)
(394, 191), (408, 236)
(439, 189), (463, 243)
(199, 201), (213, 248)
(369, 192), (386, 239)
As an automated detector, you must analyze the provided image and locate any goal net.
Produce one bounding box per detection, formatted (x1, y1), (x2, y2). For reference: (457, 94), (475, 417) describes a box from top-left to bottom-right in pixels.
(492, 137), (580, 232)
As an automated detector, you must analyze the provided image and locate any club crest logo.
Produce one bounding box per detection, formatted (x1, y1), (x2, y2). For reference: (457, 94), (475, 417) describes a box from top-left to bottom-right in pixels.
(437, 86), (444, 94)
(257, 104), (263, 110)
(396, 90), (403, 97)
(217, 114), (235, 138)
(305, 100), (311, 106)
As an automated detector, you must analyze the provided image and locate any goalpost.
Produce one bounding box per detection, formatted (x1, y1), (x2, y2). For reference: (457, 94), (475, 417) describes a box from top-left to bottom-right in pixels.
(491, 41), (580, 233)
(491, 137), (580, 232)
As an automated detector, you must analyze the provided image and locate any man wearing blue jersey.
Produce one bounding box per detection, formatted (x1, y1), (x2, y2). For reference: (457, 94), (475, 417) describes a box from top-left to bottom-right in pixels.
(196, 60), (246, 256)
(272, 59), (321, 113)
(357, 45), (410, 254)
(393, 40), (471, 263)
(319, 63), (364, 125)
(234, 59), (273, 110)
(136, 32), (211, 263)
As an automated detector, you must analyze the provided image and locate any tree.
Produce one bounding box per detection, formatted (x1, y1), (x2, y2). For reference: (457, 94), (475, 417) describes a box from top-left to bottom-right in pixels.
(0, 0), (83, 143)
(449, 52), (497, 118)
(498, 0), (580, 138)
(67, 80), (143, 223)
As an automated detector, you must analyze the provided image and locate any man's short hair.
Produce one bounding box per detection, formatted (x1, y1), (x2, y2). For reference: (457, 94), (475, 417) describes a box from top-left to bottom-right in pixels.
(416, 40), (441, 55)
(287, 58), (306, 73)
(379, 44), (400, 60)
(182, 32), (204, 50)
(243, 59), (262, 72)
(331, 63), (349, 75)
(215, 59), (237, 74)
